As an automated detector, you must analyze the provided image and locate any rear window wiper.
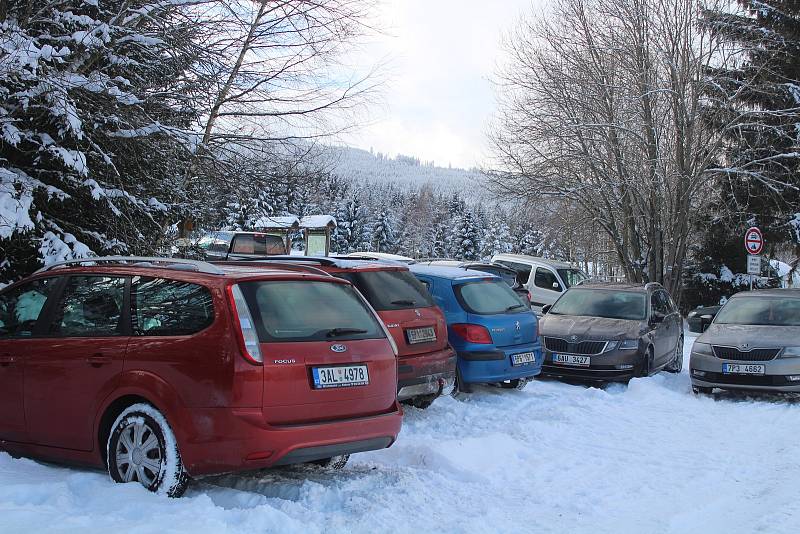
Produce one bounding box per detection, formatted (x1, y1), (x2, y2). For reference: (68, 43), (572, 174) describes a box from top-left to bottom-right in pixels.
(391, 299), (416, 306)
(325, 327), (369, 338)
(506, 304), (525, 311)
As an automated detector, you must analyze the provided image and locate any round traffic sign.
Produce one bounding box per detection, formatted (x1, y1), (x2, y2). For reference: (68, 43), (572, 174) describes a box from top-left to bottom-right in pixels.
(744, 227), (763, 255)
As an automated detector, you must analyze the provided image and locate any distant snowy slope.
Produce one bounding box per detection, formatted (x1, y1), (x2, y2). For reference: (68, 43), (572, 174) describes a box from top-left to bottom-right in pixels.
(325, 146), (486, 194)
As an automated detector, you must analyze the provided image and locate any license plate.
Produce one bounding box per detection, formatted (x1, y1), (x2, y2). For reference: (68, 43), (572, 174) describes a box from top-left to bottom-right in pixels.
(512, 352), (536, 365)
(722, 363), (765, 375)
(406, 326), (436, 344)
(552, 353), (590, 367)
(312, 365), (369, 389)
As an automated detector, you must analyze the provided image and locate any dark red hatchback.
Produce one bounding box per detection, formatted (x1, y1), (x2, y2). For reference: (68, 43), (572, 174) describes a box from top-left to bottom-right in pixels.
(219, 257), (457, 409)
(0, 257), (402, 496)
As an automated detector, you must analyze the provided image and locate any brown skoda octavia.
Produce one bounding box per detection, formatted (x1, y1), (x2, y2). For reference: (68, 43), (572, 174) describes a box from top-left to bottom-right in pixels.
(538, 283), (683, 382)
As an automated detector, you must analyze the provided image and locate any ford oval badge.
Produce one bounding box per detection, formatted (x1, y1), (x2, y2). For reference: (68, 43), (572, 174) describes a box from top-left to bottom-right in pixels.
(330, 344), (347, 353)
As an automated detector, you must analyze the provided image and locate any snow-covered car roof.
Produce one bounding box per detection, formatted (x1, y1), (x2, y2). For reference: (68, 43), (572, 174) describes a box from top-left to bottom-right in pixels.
(409, 264), (498, 281)
(492, 253), (574, 269)
(345, 251), (414, 263)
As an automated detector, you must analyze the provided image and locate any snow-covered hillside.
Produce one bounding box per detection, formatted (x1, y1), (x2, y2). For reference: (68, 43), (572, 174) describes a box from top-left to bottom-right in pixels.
(325, 145), (484, 195)
(1, 330), (798, 533)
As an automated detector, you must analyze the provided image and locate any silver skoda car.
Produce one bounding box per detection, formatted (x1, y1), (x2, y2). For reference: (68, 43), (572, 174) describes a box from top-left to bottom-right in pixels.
(689, 289), (800, 393)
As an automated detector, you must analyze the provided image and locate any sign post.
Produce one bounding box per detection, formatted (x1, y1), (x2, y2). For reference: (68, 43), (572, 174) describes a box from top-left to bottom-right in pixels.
(744, 227), (764, 291)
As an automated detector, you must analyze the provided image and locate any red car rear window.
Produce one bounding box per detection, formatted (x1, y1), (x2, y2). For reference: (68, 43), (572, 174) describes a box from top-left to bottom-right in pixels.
(237, 280), (385, 342)
(337, 270), (434, 311)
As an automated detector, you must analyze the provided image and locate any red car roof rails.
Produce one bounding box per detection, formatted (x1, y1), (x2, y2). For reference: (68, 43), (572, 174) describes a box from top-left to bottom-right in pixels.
(211, 259), (333, 277)
(239, 255), (339, 266)
(34, 256), (225, 275)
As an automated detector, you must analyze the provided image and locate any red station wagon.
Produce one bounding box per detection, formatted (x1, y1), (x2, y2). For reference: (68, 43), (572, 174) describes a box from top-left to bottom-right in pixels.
(217, 257), (457, 409)
(0, 257), (402, 496)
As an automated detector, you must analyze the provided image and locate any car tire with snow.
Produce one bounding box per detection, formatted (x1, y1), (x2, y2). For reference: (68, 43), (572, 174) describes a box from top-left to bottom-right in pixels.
(665, 337), (683, 373)
(107, 403), (189, 498)
(454, 368), (472, 394)
(311, 455), (350, 469)
(499, 378), (528, 390)
(637, 348), (654, 378)
(405, 394), (438, 409)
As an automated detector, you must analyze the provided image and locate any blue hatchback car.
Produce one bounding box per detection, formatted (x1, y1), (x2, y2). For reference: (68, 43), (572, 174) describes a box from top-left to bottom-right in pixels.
(410, 265), (542, 391)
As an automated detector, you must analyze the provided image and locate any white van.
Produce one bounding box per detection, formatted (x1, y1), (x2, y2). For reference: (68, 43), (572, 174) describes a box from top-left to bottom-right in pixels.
(491, 254), (589, 314)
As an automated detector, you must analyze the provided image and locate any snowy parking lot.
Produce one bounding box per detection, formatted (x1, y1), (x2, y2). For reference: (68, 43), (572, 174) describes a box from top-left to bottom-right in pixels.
(1, 330), (798, 534)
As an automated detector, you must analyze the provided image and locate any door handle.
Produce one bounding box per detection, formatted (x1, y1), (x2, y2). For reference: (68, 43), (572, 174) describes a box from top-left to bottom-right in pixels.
(0, 354), (16, 366)
(86, 354), (112, 366)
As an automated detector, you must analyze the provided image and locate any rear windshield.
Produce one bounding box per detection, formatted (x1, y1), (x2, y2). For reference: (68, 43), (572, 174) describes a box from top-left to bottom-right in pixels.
(550, 289), (646, 320)
(197, 232), (234, 254)
(238, 280), (385, 342)
(454, 279), (527, 315)
(715, 297), (800, 326)
(469, 266), (517, 288)
(337, 270), (434, 311)
(230, 233), (286, 255)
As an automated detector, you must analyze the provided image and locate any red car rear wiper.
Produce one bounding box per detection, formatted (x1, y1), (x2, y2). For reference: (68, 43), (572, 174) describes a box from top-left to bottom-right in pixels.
(325, 327), (369, 338)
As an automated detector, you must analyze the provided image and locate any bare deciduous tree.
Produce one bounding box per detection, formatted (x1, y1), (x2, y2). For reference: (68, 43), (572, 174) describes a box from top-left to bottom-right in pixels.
(195, 0), (380, 151)
(488, 0), (735, 297)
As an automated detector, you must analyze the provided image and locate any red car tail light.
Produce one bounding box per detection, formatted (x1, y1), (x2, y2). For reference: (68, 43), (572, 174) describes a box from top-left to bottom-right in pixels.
(452, 323), (493, 344)
(226, 284), (263, 365)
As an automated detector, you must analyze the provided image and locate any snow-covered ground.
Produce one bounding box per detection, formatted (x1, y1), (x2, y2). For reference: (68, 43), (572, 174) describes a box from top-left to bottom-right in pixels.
(2, 330), (799, 533)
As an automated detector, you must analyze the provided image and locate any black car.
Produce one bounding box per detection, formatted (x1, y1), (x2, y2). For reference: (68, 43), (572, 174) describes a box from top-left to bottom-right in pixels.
(686, 305), (721, 333)
(538, 282), (683, 382)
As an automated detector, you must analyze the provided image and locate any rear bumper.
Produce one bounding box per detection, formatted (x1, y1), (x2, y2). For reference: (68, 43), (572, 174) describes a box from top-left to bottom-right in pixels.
(396, 347), (456, 401)
(273, 437), (393, 465)
(397, 373), (455, 401)
(177, 403), (403, 477)
(457, 344), (542, 384)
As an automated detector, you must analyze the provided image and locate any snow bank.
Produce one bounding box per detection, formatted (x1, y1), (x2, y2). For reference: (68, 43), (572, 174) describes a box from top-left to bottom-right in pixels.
(0, 332), (798, 532)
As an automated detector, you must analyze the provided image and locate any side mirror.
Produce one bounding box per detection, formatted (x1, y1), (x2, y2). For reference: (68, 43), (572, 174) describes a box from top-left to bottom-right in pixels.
(542, 304), (552, 315)
(700, 314), (713, 332)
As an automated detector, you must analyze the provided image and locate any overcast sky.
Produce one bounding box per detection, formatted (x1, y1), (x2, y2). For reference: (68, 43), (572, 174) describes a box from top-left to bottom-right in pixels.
(341, 0), (539, 170)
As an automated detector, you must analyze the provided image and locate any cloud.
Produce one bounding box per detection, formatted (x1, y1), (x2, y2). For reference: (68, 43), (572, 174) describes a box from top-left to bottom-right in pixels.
(340, 0), (535, 169)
